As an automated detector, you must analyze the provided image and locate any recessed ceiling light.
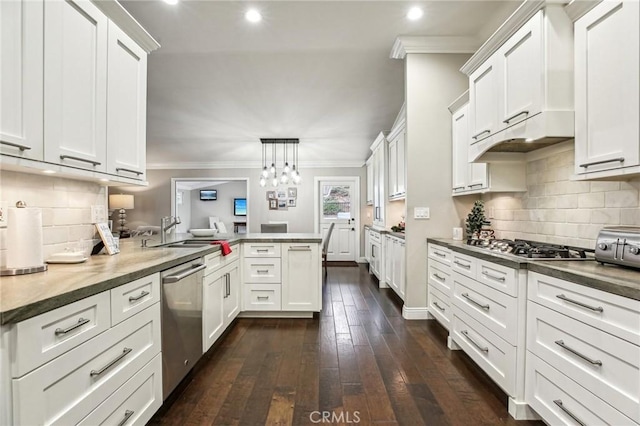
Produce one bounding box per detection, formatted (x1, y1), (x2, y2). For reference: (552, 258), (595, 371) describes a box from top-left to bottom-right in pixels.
(245, 9), (262, 23)
(42, 169), (56, 174)
(163, 0), (179, 5)
(407, 7), (424, 21)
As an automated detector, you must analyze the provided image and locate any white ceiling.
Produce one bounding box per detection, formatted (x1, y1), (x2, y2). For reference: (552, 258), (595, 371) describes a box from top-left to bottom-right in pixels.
(121, 0), (521, 169)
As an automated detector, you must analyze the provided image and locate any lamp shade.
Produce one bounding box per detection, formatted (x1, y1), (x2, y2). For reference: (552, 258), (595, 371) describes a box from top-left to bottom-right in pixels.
(109, 194), (134, 210)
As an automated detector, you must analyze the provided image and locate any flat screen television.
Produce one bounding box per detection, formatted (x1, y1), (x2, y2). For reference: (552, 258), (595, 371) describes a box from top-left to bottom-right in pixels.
(200, 190), (217, 201)
(234, 198), (247, 216)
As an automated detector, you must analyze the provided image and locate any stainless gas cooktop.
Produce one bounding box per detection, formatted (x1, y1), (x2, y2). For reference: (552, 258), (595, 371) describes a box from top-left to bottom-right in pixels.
(468, 239), (595, 261)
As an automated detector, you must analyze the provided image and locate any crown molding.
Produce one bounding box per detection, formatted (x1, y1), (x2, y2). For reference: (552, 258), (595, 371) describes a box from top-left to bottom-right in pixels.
(390, 36), (481, 59)
(147, 160), (366, 170)
(447, 90), (469, 113)
(91, 0), (160, 53)
(564, 0), (601, 22)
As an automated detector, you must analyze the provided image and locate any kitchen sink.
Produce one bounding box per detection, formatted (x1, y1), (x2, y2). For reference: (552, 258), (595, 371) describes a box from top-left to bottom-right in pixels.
(165, 241), (213, 248)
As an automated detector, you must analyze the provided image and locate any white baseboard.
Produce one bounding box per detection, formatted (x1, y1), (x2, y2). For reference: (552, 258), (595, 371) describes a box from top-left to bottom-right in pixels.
(508, 398), (540, 420)
(402, 306), (430, 320)
(357, 257), (368, 264)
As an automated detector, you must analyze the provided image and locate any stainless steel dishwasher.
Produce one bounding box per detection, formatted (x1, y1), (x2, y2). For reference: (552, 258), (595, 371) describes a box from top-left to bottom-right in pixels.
(160, 258), (206, 399)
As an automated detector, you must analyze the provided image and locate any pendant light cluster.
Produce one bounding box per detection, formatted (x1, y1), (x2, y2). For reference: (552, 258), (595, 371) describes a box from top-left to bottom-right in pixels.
(259, 139), (302, 188)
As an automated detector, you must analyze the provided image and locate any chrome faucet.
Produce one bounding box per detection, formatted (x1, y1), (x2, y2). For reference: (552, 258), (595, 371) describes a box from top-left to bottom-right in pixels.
(160, 216), (181, 244)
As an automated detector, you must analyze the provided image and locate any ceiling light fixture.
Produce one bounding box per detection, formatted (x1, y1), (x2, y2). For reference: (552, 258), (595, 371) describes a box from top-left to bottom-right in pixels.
(407, 7), (424, 21)
(163, 0), (179, 5)
(245, 9), (262, 23)
(259, 139), (301, 189)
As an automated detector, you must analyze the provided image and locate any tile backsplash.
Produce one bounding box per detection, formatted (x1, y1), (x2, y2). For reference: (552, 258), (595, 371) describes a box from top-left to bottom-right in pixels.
(0, 171), (107, 265)
(482, 147), (640, 249)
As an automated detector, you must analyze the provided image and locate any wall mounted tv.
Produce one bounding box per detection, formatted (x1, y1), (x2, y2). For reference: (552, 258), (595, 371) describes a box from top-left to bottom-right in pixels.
(234, 198), (247, 216)
(200, 190), (217, 201)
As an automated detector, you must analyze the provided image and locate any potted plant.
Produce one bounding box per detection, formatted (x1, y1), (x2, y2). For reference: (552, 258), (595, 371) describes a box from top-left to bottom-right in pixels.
(465, 200), (486, 243)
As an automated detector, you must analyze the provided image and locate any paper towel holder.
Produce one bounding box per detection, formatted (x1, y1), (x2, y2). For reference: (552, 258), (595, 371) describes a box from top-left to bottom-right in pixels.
(0, 201), (48, 276)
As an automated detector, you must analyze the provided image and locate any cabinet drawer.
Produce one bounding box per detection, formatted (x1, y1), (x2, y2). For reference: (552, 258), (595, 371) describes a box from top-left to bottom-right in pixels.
(451, 308), (516, 395)
(11, 291), (111, 377)
(428, 286), (451, 330)
(111, 273), (160, 326)
(12, 304), (161, 426)
(527, 301), (639, 420)
(243, 284), (281, 311)
(204, 251), (222, 276)
(477, 259), (518, 297)
(369, 230), (382, 244)
(78, 354), (162, 426)
(244, 243), (280, 257)
(243, 258), (281, 283)
(528, 271), (640, 346)
(453, 273), (518, 345)
(526, 353), (635, 426)
(428, 259), (452, 295)
(427, 243), (452, 266)
(451, 252), (476, 279)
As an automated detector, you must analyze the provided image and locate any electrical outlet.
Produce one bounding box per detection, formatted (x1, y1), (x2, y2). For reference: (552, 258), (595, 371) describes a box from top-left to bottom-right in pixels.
(414, 207), (430, 219)
(487, 207), (495, 219)
(91, 205), (107, 223)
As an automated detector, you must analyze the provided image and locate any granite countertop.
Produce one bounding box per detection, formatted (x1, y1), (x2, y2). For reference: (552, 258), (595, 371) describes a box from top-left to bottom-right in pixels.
(363, 225), (405, 240)
(427, 238), (640, 301)
(1, 232), (322, 325)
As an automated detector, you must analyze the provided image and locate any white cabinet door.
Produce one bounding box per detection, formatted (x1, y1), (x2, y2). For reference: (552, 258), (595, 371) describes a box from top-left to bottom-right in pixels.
(0, 0), (43, 160)
(281, 243), (320, 311)
(223, 262), (240, 324)
(469, 60), (498, 144)
(384, 235), (393, 287)
(396, 131), (406, 197)
(203, 272), (224, 352)
(574, 0), (640, 175)
(364, 229), (371, 262)
(388, 139), (398, 198)
(498, 11), (542, 127)
(452, 105), (470, 193)
(366, 160), (373, 205)
(44, 0), (107, 172)
(375, 146), (385, 226)
(106, 22), (147, 181)
(397, 240), (405, 300)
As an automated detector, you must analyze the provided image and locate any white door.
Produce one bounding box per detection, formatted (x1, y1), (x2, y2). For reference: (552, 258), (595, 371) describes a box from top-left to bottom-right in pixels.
(319, 179), (357, 262)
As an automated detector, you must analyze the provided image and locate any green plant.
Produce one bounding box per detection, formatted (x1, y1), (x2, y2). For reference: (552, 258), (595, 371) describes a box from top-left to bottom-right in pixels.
(465, 200), (486, 238)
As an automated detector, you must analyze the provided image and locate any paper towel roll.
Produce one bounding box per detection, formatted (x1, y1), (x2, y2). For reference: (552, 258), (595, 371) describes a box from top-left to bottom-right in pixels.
(6, 207), (44, 268)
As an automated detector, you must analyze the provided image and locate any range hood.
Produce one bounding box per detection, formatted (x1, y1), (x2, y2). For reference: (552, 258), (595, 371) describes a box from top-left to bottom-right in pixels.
(469, 111), (575, 163)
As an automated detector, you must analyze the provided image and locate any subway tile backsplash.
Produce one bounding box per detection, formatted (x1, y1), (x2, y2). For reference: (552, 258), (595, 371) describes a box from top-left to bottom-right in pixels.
(0, 171), (106, 265)
(482, 148), (640, 248)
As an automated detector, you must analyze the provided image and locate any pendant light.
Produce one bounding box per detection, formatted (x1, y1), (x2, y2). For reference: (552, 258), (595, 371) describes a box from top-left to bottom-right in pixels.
(258, 139), (301, 188)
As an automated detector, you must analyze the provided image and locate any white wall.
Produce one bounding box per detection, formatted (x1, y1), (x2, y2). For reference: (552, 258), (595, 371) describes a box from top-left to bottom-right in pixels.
(189, 181), (247, 232)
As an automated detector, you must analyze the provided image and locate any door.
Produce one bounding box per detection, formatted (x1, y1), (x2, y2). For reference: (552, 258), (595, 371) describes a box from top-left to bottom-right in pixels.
(318, 179), (357, 262)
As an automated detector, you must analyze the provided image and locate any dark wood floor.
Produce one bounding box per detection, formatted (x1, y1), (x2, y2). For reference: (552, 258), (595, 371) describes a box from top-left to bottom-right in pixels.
(150, 265), (543, 425)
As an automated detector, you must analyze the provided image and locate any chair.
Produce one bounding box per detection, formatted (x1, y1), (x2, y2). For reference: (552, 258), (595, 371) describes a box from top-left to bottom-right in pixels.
(321, 223), (335, 276)
(261, 223), (287, 233)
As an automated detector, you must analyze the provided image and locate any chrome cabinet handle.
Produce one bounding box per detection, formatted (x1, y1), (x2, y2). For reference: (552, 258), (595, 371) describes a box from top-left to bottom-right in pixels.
(579, 157), (624, 168)
(59, 155), (101, 166)
(163, 264), (206, 283)
(481, 271), (505, 282)
(471, 129), (491, 140)
(257, 296), (269, 301)
(433, 302), (445, 312)
(553, 400), (586, 426)
(128, 291), (149, 302)
(1, 140), (32, 151)
(502, 110), (529, 124)
(433, 251), (446, 258)
(453, 186), (466, 191)
(454, 260), (471, 269)
(433, 273), (445, 281)
(556, 294), (603, 313)
(555, 340), (602, 366)
(460, 330), (488, 353)
(468, 183), (484, 188)
(90, 347), (132, 376)
(117, 410), (135, 426)
(226, 273), (230, 297)
(116, 167), (143, 176)
(256, 269), (269, 274)
(55, 317), (90, 335)
(289, 246), (311, 251)
(256, 249), (269, 253)
(461, 293), (490, 310)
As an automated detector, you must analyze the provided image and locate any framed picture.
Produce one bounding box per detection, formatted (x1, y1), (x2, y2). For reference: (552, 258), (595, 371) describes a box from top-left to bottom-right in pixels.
(288, 187), (297, 198)
(287, 198), (296, 207)
(277, 190), (287, 200)
(266, 191), (276, 200)
(278, 200), (288, 210)
(269, 199), (278, 210)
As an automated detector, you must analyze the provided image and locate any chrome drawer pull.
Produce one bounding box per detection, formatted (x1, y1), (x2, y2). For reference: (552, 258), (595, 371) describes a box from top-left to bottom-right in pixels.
(60, 154), (101, 166)
(256, 269), (269, 274)
(471, 129), (491, 140)
(461, 293), (490, 310)
(1, 140), (32, 151)
(289, 246), (311, 251)
(502, 110), (529, 124)
(256, 249), (269, 253)
(556, 294), (603, 313)
(555, 340), (602, 366)
(433, 273), (445, 281)
(481, 271), (505, 282)
(460, 330), (488, 353)
(454, 260), (471, 269)
(433, 302), (445, 312)
(553, 400), (586, 426)
(128, 290), (149, 302)
(453, 186), (465, 191)
(117, 410), (135, 426)
(55, 317), (90, 335)
(257, 296), (269, 301)
(579, 157), (624, 168)
(434, 251), (446, 258)
(90, 347), (132, 376)
(116, 167), (143, 176)
(468, 183), (484, 188)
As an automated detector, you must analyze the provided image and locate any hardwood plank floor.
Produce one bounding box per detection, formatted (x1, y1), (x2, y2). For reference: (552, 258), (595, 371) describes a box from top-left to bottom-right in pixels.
(150, 265), (543, 426)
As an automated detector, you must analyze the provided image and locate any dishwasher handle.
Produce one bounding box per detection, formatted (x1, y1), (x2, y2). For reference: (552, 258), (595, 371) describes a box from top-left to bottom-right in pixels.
(163, 264), (205, 283)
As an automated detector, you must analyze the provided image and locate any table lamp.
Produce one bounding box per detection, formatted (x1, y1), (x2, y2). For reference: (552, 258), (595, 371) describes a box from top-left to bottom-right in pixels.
(109, 194), (134, 238)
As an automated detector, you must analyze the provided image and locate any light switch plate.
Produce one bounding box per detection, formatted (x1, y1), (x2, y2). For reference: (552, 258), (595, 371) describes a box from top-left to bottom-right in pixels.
(414, 207), (430, 219)
(91, 205), (107, 223)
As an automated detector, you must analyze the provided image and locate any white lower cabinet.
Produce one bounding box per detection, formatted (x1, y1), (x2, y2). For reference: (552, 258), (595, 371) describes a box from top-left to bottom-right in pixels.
(203, 271), (225, 352)
(383, 235), (405, 300)
(427, 243), (453, 330)
(282, 243), (320, 311)
(368, 229), (382, 281)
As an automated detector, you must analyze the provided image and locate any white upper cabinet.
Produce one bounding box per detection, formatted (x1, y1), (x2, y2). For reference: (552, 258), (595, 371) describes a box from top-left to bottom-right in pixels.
(106, 22), (148, 181)
(0, 0), (43, 160)
(370, 132), (386, 227)
(365, 157), (373, 205)
(44, 0), (108, 172)
(573, 0), (640, 179)
(387, 103), (406, 200)
(469, 60), (498, 144)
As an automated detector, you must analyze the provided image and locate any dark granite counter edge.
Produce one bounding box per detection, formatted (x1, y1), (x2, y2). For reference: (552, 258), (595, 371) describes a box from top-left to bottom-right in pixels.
(364, 226), (405, 240)
(427, 238), (527, 269)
